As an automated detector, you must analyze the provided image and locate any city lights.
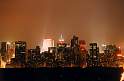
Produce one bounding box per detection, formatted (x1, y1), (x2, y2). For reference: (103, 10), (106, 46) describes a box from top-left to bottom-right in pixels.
(59, 34), (64, 42)
(7, 41), (11, 45)
(0, 58), (6, 68)
(0, 0), (124, 80)
(41, 39), (54, 52)
(117, 54), (122, 57)
(101, 44), (106, 47)
(0, 36), (124, 70)
(0, 35), (123, 81)
(120, 72), (124, 81)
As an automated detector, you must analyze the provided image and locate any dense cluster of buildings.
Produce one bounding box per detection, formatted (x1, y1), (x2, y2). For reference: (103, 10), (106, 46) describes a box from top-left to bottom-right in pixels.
(0, 35), (123, 68)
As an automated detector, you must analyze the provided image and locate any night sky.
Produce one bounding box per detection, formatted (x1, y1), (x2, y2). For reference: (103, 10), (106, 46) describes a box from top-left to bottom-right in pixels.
(0, 0), (124, 50)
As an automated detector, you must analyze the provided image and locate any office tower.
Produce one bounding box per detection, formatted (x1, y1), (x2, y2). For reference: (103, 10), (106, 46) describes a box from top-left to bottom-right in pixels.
(71, 35), (79, 47)
(104, 49), (111, 67)
(104, 45), (118, 67)
(27, 46), (42, 68)
(35, 46), (41, 65)
(27, 49), (37, 67)
(116, 47), (123, 67)
(79, 40), (86, 51)
(0, 42), (7, 56)
(79, 40), (87, 68)
(87, 43), (99, 67)
(28, 49), (36, 59)
(101, 44), (107, 53)
(36, 46), (40, 54)
(55, 47), (65, 67)
(48, 47), (57, 67)
(41, 39), (54, 52)
(40, 39), (55, 67)
(0, 41), (15, 68)
(0, 42), (11, 63)
(56, 34), (66, 67)
(63, 47), (72, 67)
(48, 47), (57, 54)
(6, 42), (15, 64)
(99, 53), (105, 67)
(70, 35), (81, 67)
(15, 41), (27, 66)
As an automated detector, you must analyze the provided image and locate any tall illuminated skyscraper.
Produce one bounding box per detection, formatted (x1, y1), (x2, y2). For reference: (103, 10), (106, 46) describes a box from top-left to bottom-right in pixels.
(87, 43), (99, 67)
(41, 39), (54, 52)
(59, 34), (64, 42)
(57, 34), (66, 47)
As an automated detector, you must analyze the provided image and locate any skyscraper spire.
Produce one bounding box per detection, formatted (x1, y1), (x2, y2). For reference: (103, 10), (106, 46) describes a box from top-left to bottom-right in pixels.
(57, 34), (66, 47)
(59, 34), (64, 42)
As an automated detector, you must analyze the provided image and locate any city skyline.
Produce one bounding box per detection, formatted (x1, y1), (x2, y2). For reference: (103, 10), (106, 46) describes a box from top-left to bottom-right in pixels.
(0, 36), (122, 68)
(0, 1), (124, 81)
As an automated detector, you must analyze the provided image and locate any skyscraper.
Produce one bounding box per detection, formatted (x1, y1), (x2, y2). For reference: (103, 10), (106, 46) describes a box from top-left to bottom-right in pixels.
(27, 46), (41, 67)
(0, 42), (7, 56)
(57, 34), (66, 47)
(79, 40), (87, 68)
(15, 41), (27, 66)
(71, 35), (78, 47)
(87, 43), (99, 67)
(104, 44), (119, 67)
(70, 35), (81, 67)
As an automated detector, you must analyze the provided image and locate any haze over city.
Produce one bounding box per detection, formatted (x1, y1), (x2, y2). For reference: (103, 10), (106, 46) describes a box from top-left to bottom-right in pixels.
(0, 0), (124, 50)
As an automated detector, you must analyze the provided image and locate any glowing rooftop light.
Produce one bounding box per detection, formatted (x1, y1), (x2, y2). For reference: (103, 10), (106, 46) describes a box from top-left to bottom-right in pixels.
(7, 42), (11, 45)
(101, 44), (106, 47)
(41, 39), (54, 52)
(59, 34), (64, 42)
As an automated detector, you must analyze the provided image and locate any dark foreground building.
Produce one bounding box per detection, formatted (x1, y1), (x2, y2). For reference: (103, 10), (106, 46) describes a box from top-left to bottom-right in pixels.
(15, 41), (27, 67)
(1, 67), (123, 81)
